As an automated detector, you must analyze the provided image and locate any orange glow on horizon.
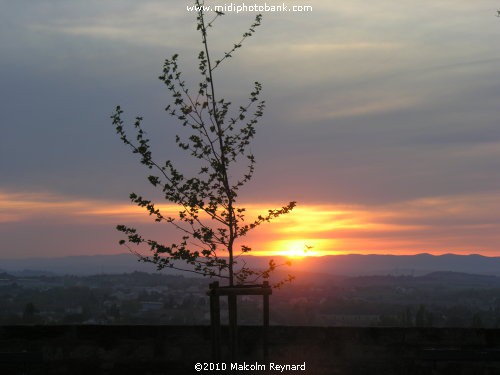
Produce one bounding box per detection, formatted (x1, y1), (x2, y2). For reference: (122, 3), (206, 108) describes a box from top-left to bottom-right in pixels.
(3, 189), (500, 258)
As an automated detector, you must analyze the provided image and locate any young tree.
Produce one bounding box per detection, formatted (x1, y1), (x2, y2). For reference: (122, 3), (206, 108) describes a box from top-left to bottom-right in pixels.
(111, 1), (295, 287)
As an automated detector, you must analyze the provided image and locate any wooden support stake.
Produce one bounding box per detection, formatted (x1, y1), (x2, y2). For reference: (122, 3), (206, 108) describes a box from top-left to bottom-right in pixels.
(263, 281), (270, 360)
(208, 282), (271, 362)
(228, 294), (238, 361)
(209, 282), (221, 361)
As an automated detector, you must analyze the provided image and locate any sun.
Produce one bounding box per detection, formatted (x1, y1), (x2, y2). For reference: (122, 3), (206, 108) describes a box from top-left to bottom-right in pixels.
(275, 240), (316, 258)
(259, 238), (336, 257)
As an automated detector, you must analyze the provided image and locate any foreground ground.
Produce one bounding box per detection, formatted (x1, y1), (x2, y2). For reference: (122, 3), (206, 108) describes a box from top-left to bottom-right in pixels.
(2, 325), (500, 374)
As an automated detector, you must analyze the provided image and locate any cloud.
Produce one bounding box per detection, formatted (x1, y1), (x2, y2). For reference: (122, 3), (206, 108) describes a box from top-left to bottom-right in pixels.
(242, 191), (500, 255)
(0, 189), (176, 225)
(291, 42), (402, 53)
(0, 191), (87, 223)
(2, 188), (500, 257)
(1, 0), (500, 259)
(296, 96), (418, 121)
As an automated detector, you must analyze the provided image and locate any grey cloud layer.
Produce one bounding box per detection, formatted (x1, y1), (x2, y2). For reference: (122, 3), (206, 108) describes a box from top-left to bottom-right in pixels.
(1, 0), (499, 206)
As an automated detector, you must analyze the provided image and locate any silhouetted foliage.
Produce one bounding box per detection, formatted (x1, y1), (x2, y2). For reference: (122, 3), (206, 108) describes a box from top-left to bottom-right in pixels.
(111, 1), (295, 287)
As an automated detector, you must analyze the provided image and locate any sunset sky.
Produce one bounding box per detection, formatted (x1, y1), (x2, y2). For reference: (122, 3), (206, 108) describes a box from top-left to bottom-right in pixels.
(1, 1), (500, 259)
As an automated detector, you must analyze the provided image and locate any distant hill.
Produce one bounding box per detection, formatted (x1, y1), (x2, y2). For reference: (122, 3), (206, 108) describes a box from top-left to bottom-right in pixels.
(0, 254), (158, 276)
(286, 253), (500, 277)
(1, 253), (500, 277)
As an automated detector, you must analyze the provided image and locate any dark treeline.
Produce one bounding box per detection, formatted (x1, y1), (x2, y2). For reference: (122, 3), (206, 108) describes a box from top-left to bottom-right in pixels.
(2, 271), (500, 327)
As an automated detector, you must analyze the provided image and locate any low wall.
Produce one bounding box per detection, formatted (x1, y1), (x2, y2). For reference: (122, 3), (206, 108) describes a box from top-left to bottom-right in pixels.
(1, 326), (500, 374)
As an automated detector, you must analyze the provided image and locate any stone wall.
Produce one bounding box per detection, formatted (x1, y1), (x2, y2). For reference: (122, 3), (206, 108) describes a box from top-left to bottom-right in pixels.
(1, 326), (500, 374)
